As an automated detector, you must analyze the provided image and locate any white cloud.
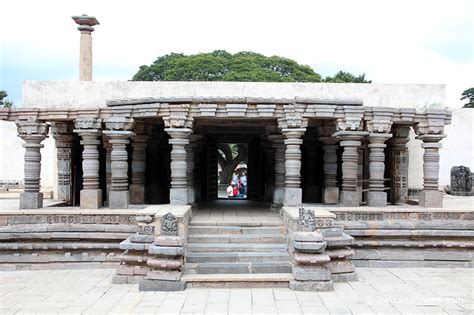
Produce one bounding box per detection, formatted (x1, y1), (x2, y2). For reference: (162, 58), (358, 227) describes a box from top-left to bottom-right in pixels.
(1, 0), (472, 107)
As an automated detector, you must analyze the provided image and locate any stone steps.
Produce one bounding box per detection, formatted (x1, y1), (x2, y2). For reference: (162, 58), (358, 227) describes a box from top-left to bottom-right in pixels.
(189, 225), (285, 235)
(187, 234), (286, 244)
(187, 243), (288, 252)
(183, 273), (292, 288)
(185, 262), (292, 274)
(186, 252), (290, 263)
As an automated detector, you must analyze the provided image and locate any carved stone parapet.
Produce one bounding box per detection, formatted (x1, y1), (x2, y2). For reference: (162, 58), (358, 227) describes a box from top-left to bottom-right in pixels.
(367, 133), (393, 207)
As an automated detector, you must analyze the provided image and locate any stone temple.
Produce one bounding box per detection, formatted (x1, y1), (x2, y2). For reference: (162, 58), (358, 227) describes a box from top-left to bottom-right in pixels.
(0, 15), (471, 291)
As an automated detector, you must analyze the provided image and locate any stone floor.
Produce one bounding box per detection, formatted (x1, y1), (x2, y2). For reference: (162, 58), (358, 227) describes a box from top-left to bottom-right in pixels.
(0, 268), (472, 314)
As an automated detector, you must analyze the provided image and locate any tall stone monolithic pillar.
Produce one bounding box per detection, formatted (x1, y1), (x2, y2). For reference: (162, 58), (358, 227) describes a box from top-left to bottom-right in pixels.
(51, 122), (75, 205)
(268, 135), (286, 207)
(130, 123), (149, 204)
(388, 127), (410, 204)
(282, 129), (306, 206)
(166, 128), (192, 205)
(104, 117), (135, 209)
(320, 137), (339, 204)
(16, 120), (49, 209)
(415, 110), (450, 208)
(72, 14), (100, 81)
(74, 118), (102, 209)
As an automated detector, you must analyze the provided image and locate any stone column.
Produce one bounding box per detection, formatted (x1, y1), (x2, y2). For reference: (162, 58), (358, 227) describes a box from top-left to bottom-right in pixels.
(74, 118), (102, 209)
(282, 129), (305, 206)
(186, 135), (201, 205)
(320, 137), (339, 204)
(366, 133), (392, 206)
(269, 135), (285, 206)
(166, 128), (192, 205)
(16, 120), (49, 209)
(72, 14), (100, 81)
(388, 127), (410, 203)
(103, 138), (112, 204)
(417, 134), (445, 207)
(333, 131), (369, 206)
(51, 122), (75, 205)
(104, 117), (135, 209)
(130, 123), (149, 204)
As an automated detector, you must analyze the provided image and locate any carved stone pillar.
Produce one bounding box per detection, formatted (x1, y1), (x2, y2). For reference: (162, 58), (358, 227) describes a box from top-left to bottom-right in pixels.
(282, 129), (305, 206)
(320, 137), (339, 204)
(103, 138), (112, 204)
(104, 117), (135, 209)
(51, 122), (75, 205)
(333, 131), (369, 206)
(16, 120), (49, 209)
(166, 128), (192, 205)
(74, 118), (102, 209)
(130, 123), (149, 204)
(269, 135), (285, 206)
(186, 134), (201, 205)
(366, 133), (392, 206)
(388, 127), (410, 204)
(417, 135), (445, 207)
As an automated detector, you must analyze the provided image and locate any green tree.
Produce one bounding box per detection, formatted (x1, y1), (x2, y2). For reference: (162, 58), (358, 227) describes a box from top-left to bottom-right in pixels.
(323, 71), (371, 83)
(218, 144), (247, 187)
(461, 88), (474, 108)
(0, 91), (14, 108)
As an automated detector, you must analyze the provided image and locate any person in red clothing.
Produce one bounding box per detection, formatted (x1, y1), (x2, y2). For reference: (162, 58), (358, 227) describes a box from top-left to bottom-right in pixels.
(233, 185), (239, 198)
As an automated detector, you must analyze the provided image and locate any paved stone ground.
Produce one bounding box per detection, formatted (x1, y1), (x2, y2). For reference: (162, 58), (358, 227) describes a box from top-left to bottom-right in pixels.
(0, 268), (472, 314)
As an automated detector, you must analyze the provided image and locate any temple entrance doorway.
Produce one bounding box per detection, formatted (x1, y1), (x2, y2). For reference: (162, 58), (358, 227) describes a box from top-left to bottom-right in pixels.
(217, 143), (248, 200)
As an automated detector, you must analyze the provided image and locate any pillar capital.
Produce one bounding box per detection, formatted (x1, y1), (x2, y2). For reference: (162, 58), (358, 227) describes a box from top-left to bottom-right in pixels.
(74, 117), (102, 130)
(105, 116), (135, 131)
(72, 14), (99, 32)
(414, 109), (451, 137)
(51, 122), (75, 147)
(16, 120), (49, 143)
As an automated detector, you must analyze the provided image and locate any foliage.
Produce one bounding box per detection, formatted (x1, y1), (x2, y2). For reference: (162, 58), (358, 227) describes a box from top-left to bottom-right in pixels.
(323, 71), (371, 83)
(0, 91), (14, 108)
(461, 88), (474, 108)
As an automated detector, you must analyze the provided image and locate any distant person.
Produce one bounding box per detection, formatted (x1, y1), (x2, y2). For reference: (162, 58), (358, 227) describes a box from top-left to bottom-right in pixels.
(233, 184), (239, 198)
(226, 183), (234, 198)
(241, 173), (247, 196)
(232, 173), (238, 185)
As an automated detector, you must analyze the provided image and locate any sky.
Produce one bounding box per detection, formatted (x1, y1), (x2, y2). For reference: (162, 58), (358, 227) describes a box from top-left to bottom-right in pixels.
(1, 0), (473, 107)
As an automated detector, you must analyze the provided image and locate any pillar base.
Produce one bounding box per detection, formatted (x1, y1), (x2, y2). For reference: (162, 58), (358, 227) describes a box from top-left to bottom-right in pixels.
(80, 189), (102, 209)
(284, 187), (302, 206)
(19, 192), (43, 209)
(57, 184), (72, 204)
(367, 191), (387, 207)
(340, 191), (359, 207)
(170, 188), (188, 205)
(419, 190), (443, 208)
(109, 191), (130, 209)
(130, 184), (145, 204)
(323, 187), (339, 204)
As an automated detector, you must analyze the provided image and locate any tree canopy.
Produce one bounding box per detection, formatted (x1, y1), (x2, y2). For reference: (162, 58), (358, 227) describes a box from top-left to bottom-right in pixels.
(132, 50), (370, 83)
(461, 88), (474, 108)
(0, 91), (13, 108)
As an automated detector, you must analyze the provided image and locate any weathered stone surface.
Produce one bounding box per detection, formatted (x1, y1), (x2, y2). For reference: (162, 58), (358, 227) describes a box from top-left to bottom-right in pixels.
(147, 258), (183, 269)
(130, 234), (154, 244)
(119, 239), (149, 251)
(331, 272), (358, 282)
(294, 231), (323, 242)
(326, 260), (355, 274)
(109, 191), (130, 209)
(340, 191), (359, 207)
(292, 266), (331, 281)
(116, 265), (134, 276)
(139, 279), (186, 291)
(147, 270), (182, 281)
(448, 165), (473, 195)
(293, 253), (330, 265)
(298, 207), (315, 231)
(80, 189), (102, 209)
(284, 187), (302, 207)
(148, 245), (183, 256)
(112, 275), (144, 284)
(323, 187), (339, 204)
(289, 280), (333, 291)
(19, 193), (43, 210)
(293, 241), (326, 253)
(320, 228), (343, 238)
(326, 248), (355, 259)
(324, 233), (354, 247)
(419, 190), (443, 208)
(154, 236), (184, 247)
(367, 191), (387, 207)
(136, 215), (153, 223)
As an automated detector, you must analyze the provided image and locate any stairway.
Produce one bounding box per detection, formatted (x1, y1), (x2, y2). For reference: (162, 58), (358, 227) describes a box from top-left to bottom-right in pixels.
(183, 223), (292, 288)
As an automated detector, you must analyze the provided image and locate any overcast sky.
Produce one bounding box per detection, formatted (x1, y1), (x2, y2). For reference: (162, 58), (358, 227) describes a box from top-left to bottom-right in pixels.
(1, 0), (472, 107)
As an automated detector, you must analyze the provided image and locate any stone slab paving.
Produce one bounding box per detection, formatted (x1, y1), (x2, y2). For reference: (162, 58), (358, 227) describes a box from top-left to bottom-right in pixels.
(0, 268), (472, 314)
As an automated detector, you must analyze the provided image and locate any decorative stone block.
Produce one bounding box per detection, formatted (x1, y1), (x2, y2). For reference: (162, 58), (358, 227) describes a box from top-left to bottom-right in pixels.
(293, 253), (330, 265)
(226, 104), (247, 117)
(109, 191), (130, 209)
(80, 189), (102, 209)
(130, 234), (155, 244)
(294, 231), (323, 242)
(170, 188), (188, 205)
(293, 241), (327, 253)
(148, 245), (183, 256)
(256, 104), (276, 117)
(419, 190), (443, 208)
(289, 280), (333, 291)
(147, 270), (182, 281)
(154, 236), (184, 247)
(139, 280), (186, 291)
(284, 187), (302, 207)
(340, 191), (359, 207)
(292, 266), (331, 281)
(198, 104), (217, 116)
(19, 192), (43, 209)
